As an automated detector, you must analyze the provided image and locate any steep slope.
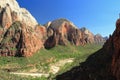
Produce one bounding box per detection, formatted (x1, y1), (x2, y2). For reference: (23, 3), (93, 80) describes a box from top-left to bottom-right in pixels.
(0, 0), (44, 57)
(56, 19), (120, 80)
(44, 19), (106, 49)
(44, 18), (85, 49)
(80, 27), (94, 43)
(0, 0), (37, 29)
(0, 0), (106, 56)
(44, 19), (100, 49)
(0, 21), (44, 57)
(94, 34), (106, 43)
(56, 49), (114, 80)
(103, 19), (120, 80)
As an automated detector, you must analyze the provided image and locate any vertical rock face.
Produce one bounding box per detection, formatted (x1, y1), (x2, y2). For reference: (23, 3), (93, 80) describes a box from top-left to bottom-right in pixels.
(44, 19), (106, 49)
(0, 0), (44, 57)
(44, 18), (86, 49)
(0, 22), (43, 57)
(56, 21), (118, 80)
(35, 25), (47, 43)
(0, 0), (38, 28)
(103, 19), (120, 80)
(94, 34), (106, 43)
(2, 5), (12, 29)
(0, 0), (106, 56)
(0, 0), (38, 42)
(80, 27), (95, 43)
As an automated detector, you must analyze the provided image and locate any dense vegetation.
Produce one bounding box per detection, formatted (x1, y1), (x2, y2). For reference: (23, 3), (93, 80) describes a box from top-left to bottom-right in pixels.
(0, 43), (103, 80)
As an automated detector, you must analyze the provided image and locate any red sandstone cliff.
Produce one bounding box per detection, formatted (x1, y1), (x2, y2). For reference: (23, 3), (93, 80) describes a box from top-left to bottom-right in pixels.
(103, 19), (120, 80)
(44, 19), (104, 49)
(0, 0), (106, 56)
(0, 0), (44, 57)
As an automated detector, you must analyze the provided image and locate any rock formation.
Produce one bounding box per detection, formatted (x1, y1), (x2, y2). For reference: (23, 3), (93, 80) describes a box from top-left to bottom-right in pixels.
(80, 27), (94, 43)
(44, 20), (106, 49)
(0, 0), (44, 57)
(0, 0), (37, 29)
(56, 19), (120, 80)
(0, 0), (106, 56)
(56, 48), (115, 80)
(103, 19), (120, 80)
(0, 22), (44, 57)
(44, 18), (86, 49)
(94, 34), (106, 43)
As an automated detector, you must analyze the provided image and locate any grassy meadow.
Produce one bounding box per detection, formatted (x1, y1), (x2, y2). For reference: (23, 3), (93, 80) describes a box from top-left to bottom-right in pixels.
(0, 43), (103, 80)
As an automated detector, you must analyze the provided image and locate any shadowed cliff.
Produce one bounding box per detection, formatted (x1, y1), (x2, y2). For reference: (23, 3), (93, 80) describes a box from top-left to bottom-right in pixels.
(56, 48), (115, 80)
(55, 19), (120, 80)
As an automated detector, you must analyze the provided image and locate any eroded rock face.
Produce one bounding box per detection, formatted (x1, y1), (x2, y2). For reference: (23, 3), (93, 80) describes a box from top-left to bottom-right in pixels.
(2, 5), (12, 29)
(0, 0), (38, 29)
(80, 27), (95, 43)
(104, 19), (120, 80)
(44, 19), (106, 49)
(44, 19), (85, 49)
(0, 0), (44, 57)
(0, 0), (106, 56)
(56, 25), (116, 80)
(0, 0), (38, 42)
(0, 22), (43, 57)
(35, 25), (47, 43)
(94, 34), (106, 43)
(102, 19), (120, 80)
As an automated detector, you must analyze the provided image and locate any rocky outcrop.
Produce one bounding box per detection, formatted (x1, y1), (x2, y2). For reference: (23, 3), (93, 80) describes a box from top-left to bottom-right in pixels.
(44, 19), (106, 49)
(44, 21), (51, 28)
(2, 4), (12, 29)
(0, 0), (44, 57)
(94, 34), (106, 43)
(103, 19), (120, 80)
(44, 18), (86, 49)
(0, 0), (38, 41)
(80, 27), (94, 43)
(56, 49), (114, 80)
(0, 21), (43, 57)
(35, 25), (47, 43)
(0, 0), (106, 56)
(0, 0), (37, 28)
(56, 19), (120, 80)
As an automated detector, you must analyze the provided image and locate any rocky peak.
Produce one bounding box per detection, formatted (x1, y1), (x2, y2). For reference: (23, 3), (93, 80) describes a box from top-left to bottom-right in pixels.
(44, 21), (51, 28)
(0, 0), (20, 11)
(44, 18), (106, 49)
(80, 27), (94, 43)
(94, 34), (106, 43)
(80, 27), (87, 32)
(103, 19), (120, 80)
(80, 27), (93, 35)
(44, 18), (83, 49)
(95, 33), (102, 37)
(50, 18), (77, 29)
(0, 0), (44, 57)
(111, 19), (120, 80)
(0, 0), (38, 28)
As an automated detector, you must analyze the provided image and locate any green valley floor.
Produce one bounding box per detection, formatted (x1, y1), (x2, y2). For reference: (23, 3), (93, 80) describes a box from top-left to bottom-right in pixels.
(0, 43), (103, 80)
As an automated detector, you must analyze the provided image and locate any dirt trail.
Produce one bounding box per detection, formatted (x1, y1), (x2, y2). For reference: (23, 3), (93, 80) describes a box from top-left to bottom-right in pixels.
(50, 58), (74, 74)
(10, 58), (74, 77)
(10, 72), (49, 77)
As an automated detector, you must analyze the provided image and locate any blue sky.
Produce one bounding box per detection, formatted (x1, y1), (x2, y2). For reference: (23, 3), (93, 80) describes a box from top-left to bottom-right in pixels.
(17, 0), (120, 37)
